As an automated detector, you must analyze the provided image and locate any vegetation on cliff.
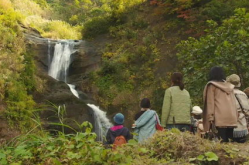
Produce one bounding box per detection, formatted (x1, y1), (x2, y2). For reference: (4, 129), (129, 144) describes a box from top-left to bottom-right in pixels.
(0, 0), (80, 132)
(83, 0), (249, 117)
(0, 0), (37, 131)
(11, 0), (80, 39)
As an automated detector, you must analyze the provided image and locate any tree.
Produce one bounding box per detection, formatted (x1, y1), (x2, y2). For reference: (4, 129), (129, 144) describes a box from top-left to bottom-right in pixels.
(177, 8), (249, 103)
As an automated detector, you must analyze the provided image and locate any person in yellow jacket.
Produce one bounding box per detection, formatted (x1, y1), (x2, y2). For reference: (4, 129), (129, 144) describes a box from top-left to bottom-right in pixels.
(161, 72), (192, 131)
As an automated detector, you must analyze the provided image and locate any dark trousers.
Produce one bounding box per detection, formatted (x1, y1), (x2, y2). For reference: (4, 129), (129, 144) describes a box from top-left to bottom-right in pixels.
(233, 136), (247, 143)
(216, 127), (234, 142)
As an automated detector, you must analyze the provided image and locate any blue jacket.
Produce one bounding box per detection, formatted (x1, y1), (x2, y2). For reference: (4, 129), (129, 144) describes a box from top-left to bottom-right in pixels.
(134, 110), (159, 142)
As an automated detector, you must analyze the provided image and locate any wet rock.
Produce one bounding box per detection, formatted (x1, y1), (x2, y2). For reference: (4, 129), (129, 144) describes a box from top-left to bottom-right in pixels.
(24, 32), (106, 133)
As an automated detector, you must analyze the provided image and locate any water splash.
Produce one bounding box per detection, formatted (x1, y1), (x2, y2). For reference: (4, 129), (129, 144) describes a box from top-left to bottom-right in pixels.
(87, 104), (112, 141)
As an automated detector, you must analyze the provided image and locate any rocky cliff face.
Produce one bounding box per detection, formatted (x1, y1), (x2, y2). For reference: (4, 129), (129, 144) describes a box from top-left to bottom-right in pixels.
(24, 30), (107, 133)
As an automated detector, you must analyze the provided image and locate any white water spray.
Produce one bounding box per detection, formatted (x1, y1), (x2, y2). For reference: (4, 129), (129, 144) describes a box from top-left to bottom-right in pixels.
(87, 104), (112, 141)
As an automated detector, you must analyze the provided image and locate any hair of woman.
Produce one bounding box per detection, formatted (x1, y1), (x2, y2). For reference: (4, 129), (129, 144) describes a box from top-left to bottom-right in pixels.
(171, 72), (184, 90)
(140, 98), (151, 108)
(208, 66), (225, 82)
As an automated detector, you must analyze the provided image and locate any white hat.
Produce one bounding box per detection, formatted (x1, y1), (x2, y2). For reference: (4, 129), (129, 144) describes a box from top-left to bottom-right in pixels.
(192, 106), (203, 115)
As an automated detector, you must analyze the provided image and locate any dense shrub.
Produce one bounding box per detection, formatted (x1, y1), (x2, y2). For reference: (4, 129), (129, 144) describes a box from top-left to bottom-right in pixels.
(39, 20), (81, 39)
(82, 17), (114, 39)
(0, 127), (248, 164)
(11, 0), (46, 17)
(177, 8), (249, 104)
(0, 0), (37, 131)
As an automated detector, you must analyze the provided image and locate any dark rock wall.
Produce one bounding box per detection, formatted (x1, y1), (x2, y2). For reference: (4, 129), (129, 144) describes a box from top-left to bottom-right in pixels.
(25, 32), (106, 133)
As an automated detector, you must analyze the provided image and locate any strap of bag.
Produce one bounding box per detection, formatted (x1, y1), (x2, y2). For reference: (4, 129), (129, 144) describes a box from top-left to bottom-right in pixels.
(234, 94), (249, 126)
(235, 94), (247, 115)
(155, 112), (159, 124)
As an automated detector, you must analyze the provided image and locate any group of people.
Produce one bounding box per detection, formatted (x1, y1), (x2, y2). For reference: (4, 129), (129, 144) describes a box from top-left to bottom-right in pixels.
(105, 66), (249, 147)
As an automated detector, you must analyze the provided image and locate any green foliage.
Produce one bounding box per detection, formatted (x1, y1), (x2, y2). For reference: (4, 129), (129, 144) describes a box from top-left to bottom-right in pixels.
(46, 0), (145, 39)
(200, 0), (249, 22)
(1, 129), (248, 164)
(36, 20), (81, 39)
(0, 0), (38, 131)
(10, 0), (81, 40)
(177, 8), (249, 104)
(82, 17), (114, 39)
(47, 102), (94, 134)
(90, 36), (161, 108)
(151, 0), (201, 15)
(190, 151), (219, 164)
(150, 0), (249, 37)
(11, 0), (46, 17)
(21, 52), (36, 91)
(32, 0), (48, 8)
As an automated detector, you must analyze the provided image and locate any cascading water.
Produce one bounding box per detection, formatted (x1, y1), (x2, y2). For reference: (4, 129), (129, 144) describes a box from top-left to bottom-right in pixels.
(87, 104), (112, 141)
(48, 39), (112, 141)
(48, 41), (74, 82)
(48, 41), (80, 98)
(67, 84), (79, 98)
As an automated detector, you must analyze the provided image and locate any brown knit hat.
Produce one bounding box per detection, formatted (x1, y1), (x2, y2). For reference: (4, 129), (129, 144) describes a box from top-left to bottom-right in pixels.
(244, 87), (249, 97)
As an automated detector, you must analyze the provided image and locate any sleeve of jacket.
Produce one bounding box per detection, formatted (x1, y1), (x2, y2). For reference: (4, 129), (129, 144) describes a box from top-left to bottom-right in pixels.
(206, 85), (215, 121)
(190, 95), (192, 115)
(239, 94), (249, 116)
(135, 113), (152, 128)
(125, 129), (133, 142)
(161, 89), (171, 127)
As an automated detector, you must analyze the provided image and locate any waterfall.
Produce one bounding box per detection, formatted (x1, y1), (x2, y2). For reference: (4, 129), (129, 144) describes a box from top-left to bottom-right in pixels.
(48, 41), (75, 82)
(87, 104), (112, 141)
(67, 84), (79, 98)
(48, 39), (112, 141)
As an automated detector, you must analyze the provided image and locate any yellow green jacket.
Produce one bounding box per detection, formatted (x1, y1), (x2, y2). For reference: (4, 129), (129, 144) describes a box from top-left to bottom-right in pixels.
(161, 86), (192, 127)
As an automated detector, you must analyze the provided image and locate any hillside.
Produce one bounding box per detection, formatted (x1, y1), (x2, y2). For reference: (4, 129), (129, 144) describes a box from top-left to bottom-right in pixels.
(78, 0), (249, 126)
(1, 0), (249, 164)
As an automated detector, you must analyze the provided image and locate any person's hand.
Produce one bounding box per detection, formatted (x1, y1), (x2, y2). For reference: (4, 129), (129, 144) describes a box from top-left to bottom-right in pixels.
(132, 124), (136, 128)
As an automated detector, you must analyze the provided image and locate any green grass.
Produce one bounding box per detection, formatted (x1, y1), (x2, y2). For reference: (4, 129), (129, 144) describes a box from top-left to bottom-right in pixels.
(1, 127), (249, 164)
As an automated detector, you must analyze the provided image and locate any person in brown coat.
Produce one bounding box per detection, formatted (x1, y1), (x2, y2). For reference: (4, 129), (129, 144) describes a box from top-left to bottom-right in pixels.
(203, 66), (238, 142)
